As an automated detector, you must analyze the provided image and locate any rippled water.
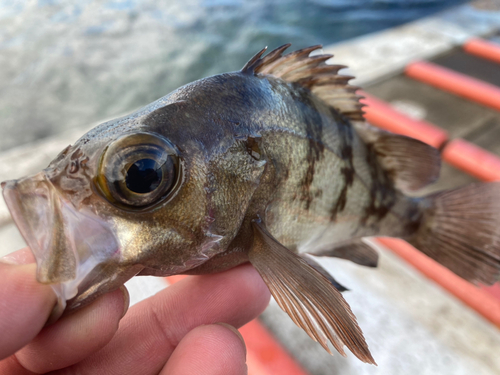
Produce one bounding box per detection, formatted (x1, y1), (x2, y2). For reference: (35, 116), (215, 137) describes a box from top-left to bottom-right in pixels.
(0, 0), (466, 152)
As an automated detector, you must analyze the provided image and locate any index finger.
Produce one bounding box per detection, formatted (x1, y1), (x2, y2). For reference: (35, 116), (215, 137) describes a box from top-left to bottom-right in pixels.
(60, 263), (271, 374)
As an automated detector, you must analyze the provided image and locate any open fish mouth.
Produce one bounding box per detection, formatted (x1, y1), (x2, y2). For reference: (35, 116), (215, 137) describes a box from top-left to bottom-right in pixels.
(2, 172), (120, 315)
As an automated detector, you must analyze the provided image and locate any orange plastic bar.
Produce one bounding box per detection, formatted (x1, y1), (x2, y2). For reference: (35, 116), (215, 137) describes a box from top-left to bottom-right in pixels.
(240, 321), (309, 375)
(166, 276), (309, 375)
(377, 238), (500, 328)
(442, 138), (500, 181)
(406, 61), (500, 112)
(481, 283), (500, 300)
(464, 38), (500, 65)
(360, 92), (448, 148)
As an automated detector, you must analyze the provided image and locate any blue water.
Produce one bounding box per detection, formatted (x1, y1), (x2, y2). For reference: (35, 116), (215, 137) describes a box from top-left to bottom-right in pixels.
(0, 0), (467, 152)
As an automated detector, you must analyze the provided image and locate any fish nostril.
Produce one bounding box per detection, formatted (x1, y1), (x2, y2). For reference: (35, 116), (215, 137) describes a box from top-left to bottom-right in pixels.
(69, 161), (79, 174)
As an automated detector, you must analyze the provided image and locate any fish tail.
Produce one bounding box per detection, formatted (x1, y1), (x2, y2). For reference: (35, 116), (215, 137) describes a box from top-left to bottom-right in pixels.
(408, 182), (500, 285)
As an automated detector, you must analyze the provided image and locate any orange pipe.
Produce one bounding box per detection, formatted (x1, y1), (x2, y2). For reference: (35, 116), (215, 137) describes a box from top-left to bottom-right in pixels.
(377, 238), (500, 328)
(166, 276), (309, 375)
(406, 61), (500, 112)
(360, 92), (448, 149)
(240, 321), (309, 375)
(481, 283), (500, 300)
(464, 38), (500, 65)
(442, 138), (500, 181)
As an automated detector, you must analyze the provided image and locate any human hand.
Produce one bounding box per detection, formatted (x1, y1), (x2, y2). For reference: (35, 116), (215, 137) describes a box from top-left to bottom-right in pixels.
(0, 247), (270, 374)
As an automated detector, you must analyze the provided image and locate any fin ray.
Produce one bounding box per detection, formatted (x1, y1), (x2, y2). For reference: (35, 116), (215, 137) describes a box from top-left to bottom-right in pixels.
(410, 182), (500, 284)
(242, 44), (364, 122)
(249, 220), (375, 364)
(314, 238), (379, 268)
(354, 122), (441, 193)
(300, 253), (349, 291)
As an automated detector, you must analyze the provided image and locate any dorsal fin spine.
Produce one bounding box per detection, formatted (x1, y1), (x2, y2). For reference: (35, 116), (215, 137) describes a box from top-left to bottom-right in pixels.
(241, 44), (364, 122)
(241, 46), (268, 74)
(258, 44), (291, 66)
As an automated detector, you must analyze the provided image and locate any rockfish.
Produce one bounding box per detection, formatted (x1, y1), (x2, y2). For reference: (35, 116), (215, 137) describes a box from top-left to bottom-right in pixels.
(3, 44), (500, 364)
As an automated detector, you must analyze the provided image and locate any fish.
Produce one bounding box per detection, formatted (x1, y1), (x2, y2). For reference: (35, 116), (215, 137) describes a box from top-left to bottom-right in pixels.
(3, 44), (500, 364)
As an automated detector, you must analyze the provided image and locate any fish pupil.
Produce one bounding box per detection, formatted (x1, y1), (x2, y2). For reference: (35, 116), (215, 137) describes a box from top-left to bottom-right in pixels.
(126, 158), (162, 194)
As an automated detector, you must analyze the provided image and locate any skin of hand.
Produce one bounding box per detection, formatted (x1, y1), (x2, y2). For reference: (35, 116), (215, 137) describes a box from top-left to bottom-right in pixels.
(0, 248), (271, 375)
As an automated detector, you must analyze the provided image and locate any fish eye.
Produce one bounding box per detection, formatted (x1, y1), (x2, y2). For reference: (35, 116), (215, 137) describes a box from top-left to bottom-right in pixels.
(96, 132), (181, 209)
(125, 158), (165, 194)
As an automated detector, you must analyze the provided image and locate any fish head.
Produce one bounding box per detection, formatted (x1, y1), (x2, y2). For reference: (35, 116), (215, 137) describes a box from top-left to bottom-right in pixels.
(2, 97), (266, 314)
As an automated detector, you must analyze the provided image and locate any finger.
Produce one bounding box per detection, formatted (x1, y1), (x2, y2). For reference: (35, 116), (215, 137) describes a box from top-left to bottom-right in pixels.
(161, 323), (247, 375)
(0, 247), (35, 265)
(15, 286), (129, 374)
(60, 263), (270, 374)
(0, 263), (56, 360)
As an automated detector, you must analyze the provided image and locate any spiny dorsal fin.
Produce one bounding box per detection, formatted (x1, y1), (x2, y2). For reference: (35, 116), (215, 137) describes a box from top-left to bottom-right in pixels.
(242, 44), (365, 122)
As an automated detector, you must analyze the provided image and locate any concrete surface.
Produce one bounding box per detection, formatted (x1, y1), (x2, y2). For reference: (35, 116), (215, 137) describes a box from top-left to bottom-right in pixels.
(324, 0), (500, 86)
(434, 48), (500, 87)
(365, 75), (500, 142)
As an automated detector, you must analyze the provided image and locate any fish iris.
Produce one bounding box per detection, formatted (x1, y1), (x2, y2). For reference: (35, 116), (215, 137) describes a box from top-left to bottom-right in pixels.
(126, 158), (162, 194)
(97, 132), (181, 209)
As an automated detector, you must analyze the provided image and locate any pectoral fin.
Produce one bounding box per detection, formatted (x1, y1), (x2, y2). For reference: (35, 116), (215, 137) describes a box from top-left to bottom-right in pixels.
(249, 220), (375, 364)
(314, 238), (379, 268)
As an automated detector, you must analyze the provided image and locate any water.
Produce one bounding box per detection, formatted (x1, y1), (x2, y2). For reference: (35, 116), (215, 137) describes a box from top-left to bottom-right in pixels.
(0, 0), (467, 152)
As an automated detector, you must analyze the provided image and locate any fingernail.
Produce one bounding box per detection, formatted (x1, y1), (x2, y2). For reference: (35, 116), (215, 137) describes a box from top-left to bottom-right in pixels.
(215, 322), (246, 355)
(119, 285), (130, 318)
(0, 248), (35, 265)
(0, 255), (20, 265)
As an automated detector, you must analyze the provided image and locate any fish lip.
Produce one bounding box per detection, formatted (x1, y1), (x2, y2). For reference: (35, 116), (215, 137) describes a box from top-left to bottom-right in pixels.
(2, 172), (54, 267)
(2, 172), (120, 311)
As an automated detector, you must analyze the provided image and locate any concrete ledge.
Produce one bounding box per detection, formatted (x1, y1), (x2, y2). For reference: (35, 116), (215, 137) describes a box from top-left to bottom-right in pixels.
(325, 1), (500, 86)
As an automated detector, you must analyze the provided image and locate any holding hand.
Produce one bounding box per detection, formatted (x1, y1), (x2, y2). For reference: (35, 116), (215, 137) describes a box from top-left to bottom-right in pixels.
(0, 248), (270, 374)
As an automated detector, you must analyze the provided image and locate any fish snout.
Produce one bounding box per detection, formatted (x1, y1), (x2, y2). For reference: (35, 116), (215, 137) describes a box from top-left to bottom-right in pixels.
(2, 172), (123, 319)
